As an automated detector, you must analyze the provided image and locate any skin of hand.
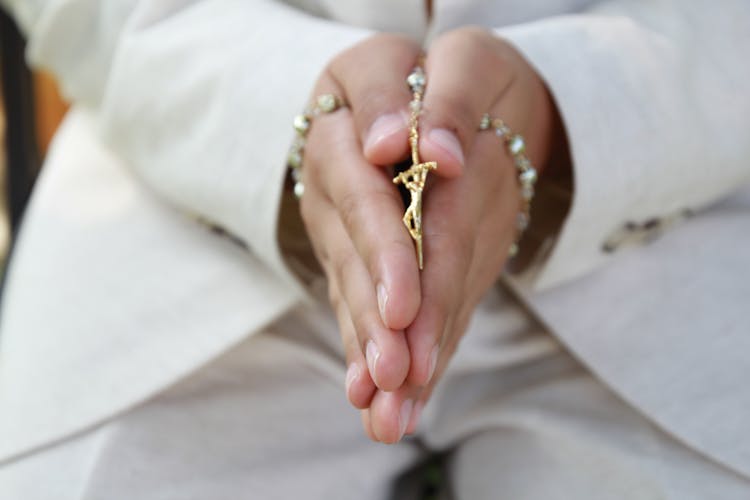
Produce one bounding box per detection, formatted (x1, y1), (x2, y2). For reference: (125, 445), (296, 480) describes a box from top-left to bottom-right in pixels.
(299, 33), (427, 408)
(300, 28), (557, 443)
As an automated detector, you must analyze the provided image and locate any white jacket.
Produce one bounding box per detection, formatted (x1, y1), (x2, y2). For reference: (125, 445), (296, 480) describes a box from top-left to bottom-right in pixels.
(1, 0), (749, 478)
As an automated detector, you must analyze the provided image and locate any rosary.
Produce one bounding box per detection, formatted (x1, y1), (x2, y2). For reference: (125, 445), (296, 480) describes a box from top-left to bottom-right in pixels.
(393, 66), (437, 270)
(289, 66), (537, 272)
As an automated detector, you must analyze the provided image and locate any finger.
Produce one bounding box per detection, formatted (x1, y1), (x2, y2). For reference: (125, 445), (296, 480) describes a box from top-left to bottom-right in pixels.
(326, 33), (421, 165)
(403, 335), (460, 435)
(420, 27), (514, 177)
(405, 58), (526, 387)
(304, 91), (420, 330)
(404, 168), (488, 387)
(368, 387), (419, 444)
(302, 187), (411, 391)
(458, 116), (518, 285)
(462, 174), (518, 305)
(404, 400), (424, 436)
(395, 123), (520, 436)
(327, 275), (376, 409)
(367, 324), (465, 441)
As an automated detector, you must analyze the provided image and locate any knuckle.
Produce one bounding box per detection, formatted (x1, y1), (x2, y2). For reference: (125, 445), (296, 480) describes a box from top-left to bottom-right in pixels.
(314, 234), (331, 263)
(311, 240), (330, 273)
(365, 32), (416, 51)
(433, 25), (488, 56)
(366, 236), (415, 281)
(431, 26), (515, 89)
(380, 31), (415, 44)
(436, 26), (504, 61)
(357, 88), (407, 125)
(301, 142), (329, 189)
(310, 244), (328, 271)
(298, 203), (328, 263)
(338, 190), (367, 232)
(444, 25), (487, 45)
(304, 119), (345, 172)
(333, 247), (360, 290)
(330, 33), (416, 77)
(326, 52), (349, 79)
(302, 140), (323, 177)
(337, 189), (392, 237)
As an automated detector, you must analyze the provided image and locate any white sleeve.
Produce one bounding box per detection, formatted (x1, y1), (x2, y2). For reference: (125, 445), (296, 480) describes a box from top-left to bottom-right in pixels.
(495, 0), (750, 290)
(2, 0), (371, 284)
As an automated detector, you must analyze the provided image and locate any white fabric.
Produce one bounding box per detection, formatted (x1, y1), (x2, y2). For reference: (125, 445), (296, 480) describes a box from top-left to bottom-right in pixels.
(0, 111), (297, 460)
(2, 285), (749, 498)
(1, 0), (749, 482)
(514, 189), (750, 477)
(491, 2), (750, 288)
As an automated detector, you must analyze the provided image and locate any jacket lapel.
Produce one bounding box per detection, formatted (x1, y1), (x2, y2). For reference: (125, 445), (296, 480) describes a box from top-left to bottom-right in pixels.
(0, 111), (300, 462)
(512, 188), (750, 478)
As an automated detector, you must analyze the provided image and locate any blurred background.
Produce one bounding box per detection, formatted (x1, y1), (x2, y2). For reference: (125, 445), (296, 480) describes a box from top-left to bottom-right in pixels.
(1, 10), (68, 271)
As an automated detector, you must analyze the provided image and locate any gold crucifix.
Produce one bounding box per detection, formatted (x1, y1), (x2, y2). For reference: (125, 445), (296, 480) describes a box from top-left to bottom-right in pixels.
(394, 66), (437, 270)
(393, 160), (436, 270)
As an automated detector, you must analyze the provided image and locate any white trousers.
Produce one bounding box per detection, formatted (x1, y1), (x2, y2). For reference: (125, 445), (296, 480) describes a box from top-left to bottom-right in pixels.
(2, 283), (749, 499)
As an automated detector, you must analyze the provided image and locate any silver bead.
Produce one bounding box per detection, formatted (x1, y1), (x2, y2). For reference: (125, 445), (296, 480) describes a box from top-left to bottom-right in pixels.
(508, 243), (519, 258)
(515, 156), (531, 171)
(293, 181), (305, 199)
(409, 100), (422, 112)
(520, 167), (538, 186)
(287, 149), (302, 169)
(317, 94), (338, 113)
(293, 114), (311, 135)
(407, 69), (426, 92)
(509, 135), (526, 155)
(479, 114), (492, 130)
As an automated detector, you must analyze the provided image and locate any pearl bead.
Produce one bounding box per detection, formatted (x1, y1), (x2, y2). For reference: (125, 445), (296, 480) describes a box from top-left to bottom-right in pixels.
(509, 135), (525, 155)
(317, 94), (338, 113)
(293, 114), (311, 135)
(293, 182), (305, 199)
(520, 168), (538, 186)
(407, 70), (426, 92)
(287, 150), (302, 169)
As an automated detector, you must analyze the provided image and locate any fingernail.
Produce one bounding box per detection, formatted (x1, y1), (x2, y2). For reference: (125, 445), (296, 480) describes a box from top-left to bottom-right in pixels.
(364, 113), (405, 154)
(377, 283), (388, 326)
(428, 128), (465, 165)
(399, 399), (414, 439)
(427, 345), (439, 384)
(345, 362), (360, 397)
(408, 401), (424, 434)
(365, 340), (380, 383)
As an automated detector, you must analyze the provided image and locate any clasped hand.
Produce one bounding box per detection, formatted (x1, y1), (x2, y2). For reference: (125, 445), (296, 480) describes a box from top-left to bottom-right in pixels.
(299, 27), (554, 443)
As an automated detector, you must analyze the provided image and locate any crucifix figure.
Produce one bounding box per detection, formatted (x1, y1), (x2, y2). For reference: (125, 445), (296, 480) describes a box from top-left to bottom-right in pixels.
(396, 65), (437, 270)
(393, 160), (437, 270)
